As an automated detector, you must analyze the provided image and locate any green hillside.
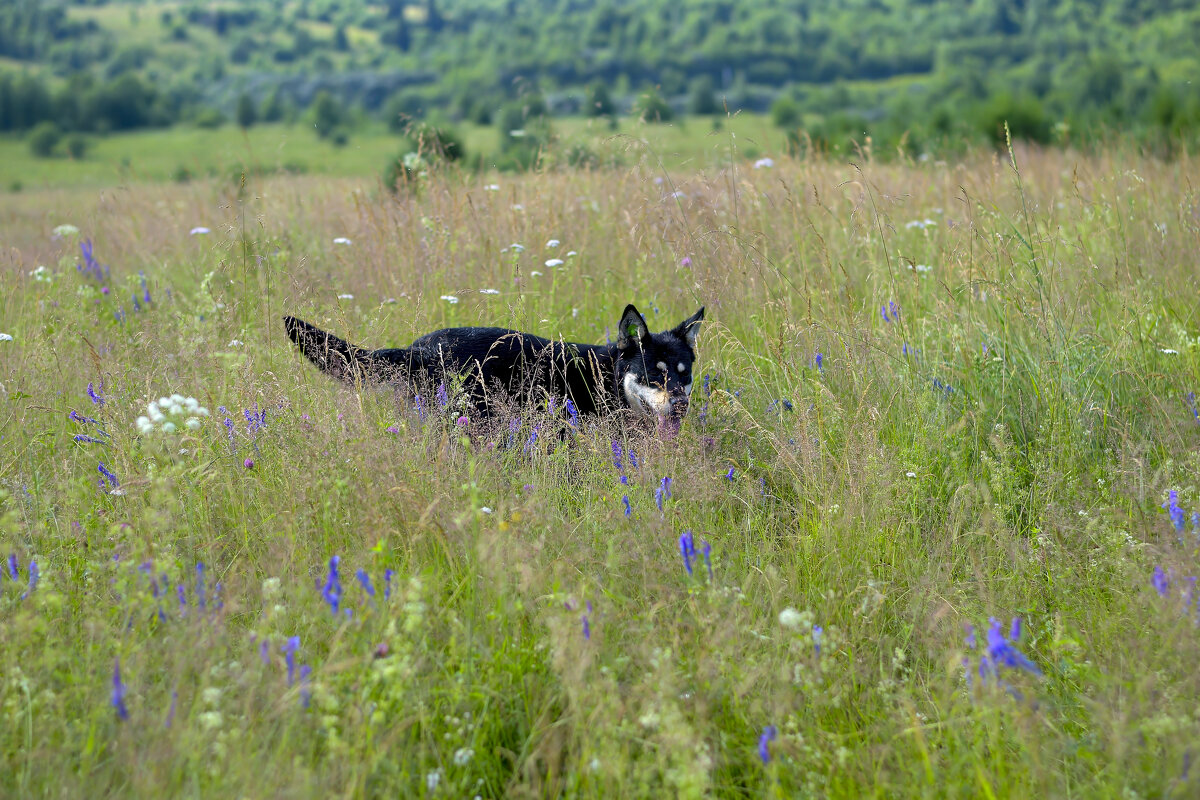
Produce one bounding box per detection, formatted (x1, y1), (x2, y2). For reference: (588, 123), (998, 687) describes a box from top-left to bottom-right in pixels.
(1, 0), (1199, 154)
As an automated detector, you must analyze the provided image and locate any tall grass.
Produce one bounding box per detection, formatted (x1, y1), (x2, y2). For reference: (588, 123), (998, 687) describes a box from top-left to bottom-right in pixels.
(1, 144), (1198, 797)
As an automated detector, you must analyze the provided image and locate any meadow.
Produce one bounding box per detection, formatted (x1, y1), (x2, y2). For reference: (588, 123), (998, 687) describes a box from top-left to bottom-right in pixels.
(1, 140), (1199, 798)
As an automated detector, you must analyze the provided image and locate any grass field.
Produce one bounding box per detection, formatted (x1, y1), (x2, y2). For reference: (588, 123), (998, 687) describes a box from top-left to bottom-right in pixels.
(1, 115), (787, 192)
(1, 142), (1199, 797)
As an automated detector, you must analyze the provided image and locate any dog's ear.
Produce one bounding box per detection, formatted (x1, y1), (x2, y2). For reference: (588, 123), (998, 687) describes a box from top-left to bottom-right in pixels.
(616, 304), (650, 350)
(672, 306), (705, 350)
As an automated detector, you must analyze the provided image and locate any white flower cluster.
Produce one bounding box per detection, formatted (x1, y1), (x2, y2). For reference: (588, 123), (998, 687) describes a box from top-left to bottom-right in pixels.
(137, 394), (209, 435)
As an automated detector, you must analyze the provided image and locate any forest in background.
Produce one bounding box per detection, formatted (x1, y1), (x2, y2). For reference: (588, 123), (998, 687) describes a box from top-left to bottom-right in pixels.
(1, 0), (1199, 161)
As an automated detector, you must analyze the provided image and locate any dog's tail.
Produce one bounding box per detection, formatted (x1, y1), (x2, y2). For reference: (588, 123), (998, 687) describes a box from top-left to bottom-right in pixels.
(283, 316), (400, 383)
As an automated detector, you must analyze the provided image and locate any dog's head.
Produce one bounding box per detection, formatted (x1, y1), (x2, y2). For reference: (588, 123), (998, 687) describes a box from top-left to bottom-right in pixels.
(614, 304), (705, 431)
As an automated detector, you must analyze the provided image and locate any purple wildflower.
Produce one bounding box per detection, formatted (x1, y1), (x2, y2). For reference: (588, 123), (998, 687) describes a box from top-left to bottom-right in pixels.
(97, 462), (119, 488)
(622, 495), (631, 517)
(195, 563), (206, 611)
(384, 569), (395, 601)
(177, 583), (187, 613)
(244, 458), (254, 469)
(680, 256), (692, 267)
(702, 540), (713, 581)
(565, 399), (578, 428)
(299, 665), (312, 708)
(812, 625), (823, 655)
(414, 393), (426, 421)
(612, 441), (623, 471)
(69, 410), (99, 425)
(1153, 565), (1169, 597)
(283, 636), (300, 686)
(112, 658), (129, 720)
(582, 614), (590, 640)
(726, 467), (735, 481)
(814, 352), (824, 371)
(628, 449), (638, 469)
(259, 638), (271, 665)
(1010, 617), (1022, 641)
(355, 569), (375, 597)
(679, 531), (695, 576)
(22, 560), (38, 598)
(456, 415), (469, 428)
(981, 617), (1041, 677)
(87, 381), (104, 405)
(524, 424), (540, 453)
(164, 690), (177, 729)
(74, 434), (105, 444)
(964, 623), (976, 650)
(436, 382), (449, 408)
(655, 476), (672, 512)
(7, 553), (18, 580)
(1163, 491), (1186, 533)
(322, 556), (343, 614)
(758, 725), (777, 764)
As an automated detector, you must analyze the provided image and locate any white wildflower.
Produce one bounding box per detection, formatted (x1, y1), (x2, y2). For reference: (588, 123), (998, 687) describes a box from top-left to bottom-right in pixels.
(30, 265), (53, 282)
(480, 507), (493, 514)
(228, 339), (244, 348)
(545, 258), (564, 268)
(337, 293), (354, 300)
(262, 577), (281, 597)
(530, 270), (543, 277)
(546, 239), (560, 248)
(190, 226), (211, 236)
(453, 747), (475, 766)
(566, 250), (578, 257)
(510, 243), (525, 252)
(512, 204), (525, 211)
(480, 289), (500, 295)
(161, 421), (177, 434)
(333, 237), (352, 245)
(426, 770), (442, 791)
(185, 418), (202, 431)
(202, 687), (222, 706)
(484, 184), (500, 191)
(52, 223), (80, 238)
(778, 607), (804, 629)
(906, 471), (917, 478)
(0, 333), (12, 342)
(441, 295), (460, 304)
(753, 157), (774, 169)
(1161, 348), (1179, 355)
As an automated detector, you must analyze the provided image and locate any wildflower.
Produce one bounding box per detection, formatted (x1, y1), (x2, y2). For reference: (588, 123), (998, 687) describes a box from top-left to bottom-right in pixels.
(981, 617), (1041, 677)
(812, 625), (823, 656)
(1153, 565), (1169, 597)
(196, 563), (206, 611)
(299, 665), (312, 708)
(0, 333), (12, 342)
(259, 639), (270, 665)
(98, 462), (120, 488)
(654, 477), (672, 512)
(679, 531), (695, 576)
(74, 434), (105, 444)
(453, 747), (474, 766)
(509, 243), (525, 252)
(189, 226), (211, 235)
(530, 270), (543, 277)
(753, 157), (775, 169)
(480, 289), (500, 295)
(702, 540), (713, 581)
(622, 495), (631, 517)
(436, 382), (449, 408)
(440, 295), (459, 304)
(355, 569), (375, 597)
(283, 636), (300, 686)
(546, 239), (561, 248)
(87, 382), (105, 405)
(333, 237), (352, 245)
(758, 725), (777, 764)
(243, 458), (255, 469)
(612, 441), (623, 470)
(680, 256), (692, 267)
(112, 658), (129, 720)
(337, 293), (354, 300)
(384, 569), (395, 601)
(484, 184), (500, 191)
(52, 223), (79, 238)
(1009, 617), (1022, 641)
(965, 624), (976, 649)
(814, 352), (824, 371)
(322, 556), (343, 614)
(524, 424), (540, 453)
(545, 258), (564, 268)
(23, 560), (39, 598)
(628, 449), (638, 469)
(456, 415), (469, 427)
(565, 399), (579, 428)
(1163, 491), (1186, 533)
(726, 467), (735, 481)
(778, 607), (803, 629)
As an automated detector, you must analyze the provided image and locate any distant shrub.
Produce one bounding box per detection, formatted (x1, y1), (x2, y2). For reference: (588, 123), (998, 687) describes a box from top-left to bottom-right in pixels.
(173, 165), (193, 183)
(404, 122), (464, 162)
(28, 121), (61, 157)
(586, 82), (615, 117)
(65, 134), (89, 159)
(194, 108), (225, 129)
(329, 127), (350, 147)
(235, 93), (257, 128)
(688, 75), (720, 115)
(632, 87), (673, 123)
(979, 93), (1051, 147)
(310, 90), (344, 139)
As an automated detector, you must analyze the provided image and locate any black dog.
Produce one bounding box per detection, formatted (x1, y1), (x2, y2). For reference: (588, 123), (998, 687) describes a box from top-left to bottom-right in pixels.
(283, 304), (704, 429)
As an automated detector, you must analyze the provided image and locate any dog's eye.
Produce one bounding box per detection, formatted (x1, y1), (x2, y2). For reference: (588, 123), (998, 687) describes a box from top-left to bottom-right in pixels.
(677, 363), (687, 373)
(655, 361), (668, 373)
